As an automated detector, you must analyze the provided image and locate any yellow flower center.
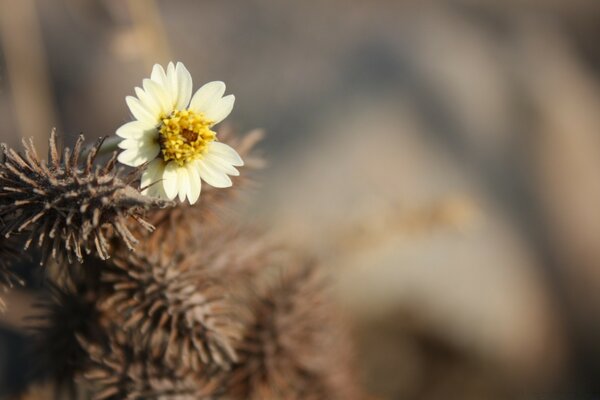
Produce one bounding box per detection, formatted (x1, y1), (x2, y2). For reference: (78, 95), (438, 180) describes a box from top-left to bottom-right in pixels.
(158, 109), (216, 167)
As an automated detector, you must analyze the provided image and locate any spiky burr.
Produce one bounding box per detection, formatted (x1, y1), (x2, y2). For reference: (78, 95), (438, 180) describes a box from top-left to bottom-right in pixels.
(225, 260), (362, 400)
(0, 130), (169, 264)
(28, 275), (106, 393)
(81, 329), (223, 400)
(100, 250), (242, 374)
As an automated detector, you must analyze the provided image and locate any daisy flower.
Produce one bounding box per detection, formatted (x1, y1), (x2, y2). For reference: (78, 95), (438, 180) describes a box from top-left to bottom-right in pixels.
(116, 62), (243, 204)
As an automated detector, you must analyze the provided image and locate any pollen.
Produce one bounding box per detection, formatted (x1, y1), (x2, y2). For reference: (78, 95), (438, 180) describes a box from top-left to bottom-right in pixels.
(158, 110), (216, 167)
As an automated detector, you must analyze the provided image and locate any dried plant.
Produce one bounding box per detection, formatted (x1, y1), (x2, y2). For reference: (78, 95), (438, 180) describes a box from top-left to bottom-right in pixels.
(0, 130), (169, 264)
(81, 330), (223, 400)
(27, 272), (106, 392)
(100, 250), (242, 373)
(2, 124), (363, 399)
(224, 260), (361, 400)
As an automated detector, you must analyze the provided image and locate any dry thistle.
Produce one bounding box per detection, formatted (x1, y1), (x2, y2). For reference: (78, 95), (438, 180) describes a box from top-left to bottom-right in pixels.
(0, 130), (169, 264)
(225, 260), (362, 400)
(100, 250), (242, 373)
(27, 274), (107, 393)
(81, 330), (222, 400)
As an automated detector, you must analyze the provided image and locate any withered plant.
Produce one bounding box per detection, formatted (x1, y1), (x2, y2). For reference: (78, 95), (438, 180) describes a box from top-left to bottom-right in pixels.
(0, 130), (167, 264)
(225, 260), (362, 400)
(0, 129), (363, 400)
(100, 250), (241, 372)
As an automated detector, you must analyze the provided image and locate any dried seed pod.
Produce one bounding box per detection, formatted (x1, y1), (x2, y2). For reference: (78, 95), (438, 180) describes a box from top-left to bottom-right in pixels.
(28, 275), (106, 392)
(0, 236), (24, 311)
(225, 261), (362, 400)
(100, 250), (242, 373)
(81, 330), (222, 400)
(0, 130), (169, 264)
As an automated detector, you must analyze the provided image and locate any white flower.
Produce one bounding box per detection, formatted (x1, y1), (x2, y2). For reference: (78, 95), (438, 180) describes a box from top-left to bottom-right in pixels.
(116, 62), (243, 204)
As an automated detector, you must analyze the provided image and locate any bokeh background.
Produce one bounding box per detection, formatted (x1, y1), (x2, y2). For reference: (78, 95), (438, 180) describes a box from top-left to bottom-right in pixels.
(2, 0), (600, 398)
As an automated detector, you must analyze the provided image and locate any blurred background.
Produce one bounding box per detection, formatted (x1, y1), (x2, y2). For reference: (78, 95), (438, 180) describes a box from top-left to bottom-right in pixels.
(1, 0), (600, 398)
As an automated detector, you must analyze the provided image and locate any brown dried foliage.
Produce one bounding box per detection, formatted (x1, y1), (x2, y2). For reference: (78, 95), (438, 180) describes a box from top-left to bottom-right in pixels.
(225, 261), (362, 400)
(81, 330), (223, 400)
(100, 251), (242, 373)
(28, 275), (106, 391)
(10, 129), (362, 400)
(0, 130), (168, 264)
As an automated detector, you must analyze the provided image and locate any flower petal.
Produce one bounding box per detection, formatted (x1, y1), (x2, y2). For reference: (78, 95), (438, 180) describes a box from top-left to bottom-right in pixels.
(150, 64), (167, 85)
(189, 81), (226, 114)
(117, 134), (156, 149)
(134, 86), (161, 118)
(204, 153), (239, 176)
(208, 142), (244, 166)
(186, 162), (202, 204)
(144, 172), (169, 200)
(117, 142), (160, 167)
(165, 62), (178, 106)
(141, 159), (165, 194)
(175, 62), (193, 110)
(162, 161), (180, 200)
(204, 94), (235, 124)
(116, 121), (156, 140)
(197, 159), (233, 188)
(126, 96), (158, 125)
(176, 167), (189, 202)
(143, 78), (172, 116)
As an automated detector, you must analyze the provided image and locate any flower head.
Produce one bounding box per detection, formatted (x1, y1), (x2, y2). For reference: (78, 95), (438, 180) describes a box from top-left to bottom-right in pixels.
(117, 62), (243, 204)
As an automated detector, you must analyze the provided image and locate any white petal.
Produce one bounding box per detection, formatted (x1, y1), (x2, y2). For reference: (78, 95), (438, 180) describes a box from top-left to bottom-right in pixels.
(175, 62), (193, 109)
(117, 150), (139, 166)
(189, 81), (226, 114)
(117, 143), (160, 167)
(204, 153), (239, 176)
(146, 167), (169, 199)
(134, 86), (162, 117)
(197, 159), (232, 188)
(116, 121), (156, 140)
(143, 79), (172, 116)
(149, 184), (168, 200)
(141, 159), (165, 193)
(176, 167), (189, 202)
(117, 135), (156, 150)
(208, 142), (244, 166)
(162, 161), (180, 200)
(150, 64), (167, 85)
(166, 62), (176, 81)
(204, 94), (235, 124)
(126, 96), (158, 124)
(165, 62), (178, 105)
(118, 138), (139, 149)
(186, 162), (201, 204)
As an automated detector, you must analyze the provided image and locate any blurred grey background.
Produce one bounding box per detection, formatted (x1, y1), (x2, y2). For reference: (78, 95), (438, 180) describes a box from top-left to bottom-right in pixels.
(2, 0), (600, 398)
